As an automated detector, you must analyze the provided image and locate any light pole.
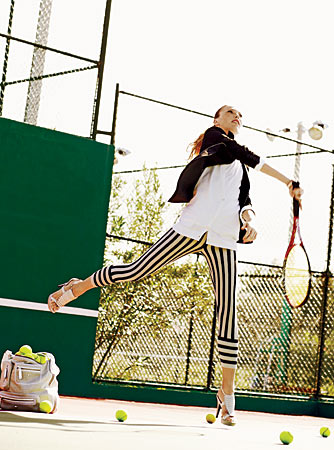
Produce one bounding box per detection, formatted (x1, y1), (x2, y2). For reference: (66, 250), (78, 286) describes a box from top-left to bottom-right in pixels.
(266, 120), (328, 385)
(267, 120), (327, 231)
(266, 120), (327, 188)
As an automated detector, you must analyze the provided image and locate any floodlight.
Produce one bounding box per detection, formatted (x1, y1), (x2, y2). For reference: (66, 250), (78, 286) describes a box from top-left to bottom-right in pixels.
(265, 128), (275, 142)
(308, 121), (327, 140)
(266, 127), (291, 142)
(116, 147), (131, 156)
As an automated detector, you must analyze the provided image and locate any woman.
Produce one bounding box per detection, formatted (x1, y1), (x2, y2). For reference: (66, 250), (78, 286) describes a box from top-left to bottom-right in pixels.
(47, 105), (303, 426)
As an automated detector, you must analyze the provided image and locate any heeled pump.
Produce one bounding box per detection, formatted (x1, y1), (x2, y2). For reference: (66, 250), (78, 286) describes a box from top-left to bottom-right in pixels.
(216, 388), (236, 426)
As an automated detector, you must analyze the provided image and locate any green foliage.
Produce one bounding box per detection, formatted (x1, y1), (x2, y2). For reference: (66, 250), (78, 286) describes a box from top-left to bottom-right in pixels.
(93, 168), (334, 397)
(93, 168), (215, 384)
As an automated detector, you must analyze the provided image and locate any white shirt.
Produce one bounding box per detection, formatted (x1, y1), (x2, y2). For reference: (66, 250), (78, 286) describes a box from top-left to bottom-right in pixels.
(173, 158), (265, 250)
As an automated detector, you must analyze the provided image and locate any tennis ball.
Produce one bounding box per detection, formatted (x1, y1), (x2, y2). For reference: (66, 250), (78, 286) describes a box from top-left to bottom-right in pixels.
(38, 354), (47, 364)
(32, 353), (41, 363)
(40, 400), (52, 414)
(280, 431), (293, 445)
(33, 353), (47, 364)
(115, 410), (127, 422)
(320, 427), (330, 437)
(18, 345), (33, 356)
(206, 413), (216, 424)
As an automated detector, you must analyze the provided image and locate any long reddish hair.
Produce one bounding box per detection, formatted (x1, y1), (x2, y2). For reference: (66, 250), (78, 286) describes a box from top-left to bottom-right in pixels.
(188, 105), (227, 160)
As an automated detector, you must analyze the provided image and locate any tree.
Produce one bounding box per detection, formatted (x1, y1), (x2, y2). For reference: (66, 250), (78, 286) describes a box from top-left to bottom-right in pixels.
(93, 168), (215, 386)
(92, 168), (334, 397)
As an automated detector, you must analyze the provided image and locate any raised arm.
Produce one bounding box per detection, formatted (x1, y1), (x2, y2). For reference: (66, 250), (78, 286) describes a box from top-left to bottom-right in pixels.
(260, 163), (303, 202)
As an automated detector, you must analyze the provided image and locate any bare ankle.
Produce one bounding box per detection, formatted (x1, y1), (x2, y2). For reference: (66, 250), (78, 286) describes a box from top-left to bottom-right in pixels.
(72, 281), (87, 297)
(73, 277), (95, 297)
(222, 386), (234, 395)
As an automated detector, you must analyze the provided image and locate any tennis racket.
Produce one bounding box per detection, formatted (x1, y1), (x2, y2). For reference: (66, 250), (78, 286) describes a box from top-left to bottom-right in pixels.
(283, 188), (311, 308)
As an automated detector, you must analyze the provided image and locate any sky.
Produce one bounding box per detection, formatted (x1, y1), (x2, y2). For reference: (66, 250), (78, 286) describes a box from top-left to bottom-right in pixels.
(1, 0), (333, 270)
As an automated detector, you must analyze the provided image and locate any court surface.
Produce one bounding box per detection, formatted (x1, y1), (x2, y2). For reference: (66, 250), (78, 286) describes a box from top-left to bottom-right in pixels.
(0, 396), (333, 450)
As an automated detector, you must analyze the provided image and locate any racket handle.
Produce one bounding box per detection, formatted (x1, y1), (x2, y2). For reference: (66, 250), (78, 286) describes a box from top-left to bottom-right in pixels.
(293, 198), (299, 217)
(291, 181), (300, 217)
(238, 228), (252, 244)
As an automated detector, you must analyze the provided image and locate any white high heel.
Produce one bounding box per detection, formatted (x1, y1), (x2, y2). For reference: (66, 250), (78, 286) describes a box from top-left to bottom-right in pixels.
(216, 388), (236, 426)
(48, 278), (81, 312)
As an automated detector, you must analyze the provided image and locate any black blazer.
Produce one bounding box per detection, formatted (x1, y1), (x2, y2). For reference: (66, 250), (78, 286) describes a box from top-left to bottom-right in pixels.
(169, 126), (261, 243)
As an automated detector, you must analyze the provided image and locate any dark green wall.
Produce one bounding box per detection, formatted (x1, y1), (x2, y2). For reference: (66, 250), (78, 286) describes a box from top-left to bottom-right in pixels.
(0, 117), (114, 396)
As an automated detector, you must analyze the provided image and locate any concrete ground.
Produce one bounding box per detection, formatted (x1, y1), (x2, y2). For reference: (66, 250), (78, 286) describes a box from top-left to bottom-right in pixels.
(0, 396), (333, 450)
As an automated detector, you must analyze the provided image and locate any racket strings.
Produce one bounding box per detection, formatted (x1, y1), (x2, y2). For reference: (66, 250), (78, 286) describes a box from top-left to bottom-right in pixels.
(284, 245), (311, 308)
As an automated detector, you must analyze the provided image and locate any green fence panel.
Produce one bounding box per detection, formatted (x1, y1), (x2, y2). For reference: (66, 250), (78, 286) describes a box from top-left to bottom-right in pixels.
(0, 117), (114, 396)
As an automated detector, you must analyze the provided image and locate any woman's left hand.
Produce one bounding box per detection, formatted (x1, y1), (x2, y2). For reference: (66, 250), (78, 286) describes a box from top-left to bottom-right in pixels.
(288, 181), (303, 208)
(241, 223), (258, 243)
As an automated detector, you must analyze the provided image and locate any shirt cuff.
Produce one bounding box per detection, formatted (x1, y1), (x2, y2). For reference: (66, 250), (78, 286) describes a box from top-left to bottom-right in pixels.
(240, 206), (256, 224)
(254, 157), (266, 171)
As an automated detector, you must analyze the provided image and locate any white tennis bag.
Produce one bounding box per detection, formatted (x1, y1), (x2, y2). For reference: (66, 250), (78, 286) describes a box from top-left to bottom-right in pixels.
(0, 349), (60, 413)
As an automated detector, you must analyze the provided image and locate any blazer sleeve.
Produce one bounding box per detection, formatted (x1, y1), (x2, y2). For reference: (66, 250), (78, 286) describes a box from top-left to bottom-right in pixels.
(201, 127), (261, 169)
(168, 127), (262, 204)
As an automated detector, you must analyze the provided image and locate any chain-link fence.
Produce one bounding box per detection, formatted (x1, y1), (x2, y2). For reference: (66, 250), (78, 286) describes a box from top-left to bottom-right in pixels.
(2, 2), (333, 399)
(0, 0), (110, 137)
(92, 88), (334, 400)
(93, 244), (333, 398)
(2, 1), (332, 405)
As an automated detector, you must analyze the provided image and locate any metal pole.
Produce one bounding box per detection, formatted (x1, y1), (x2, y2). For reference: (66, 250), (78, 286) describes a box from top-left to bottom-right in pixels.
(206, 302), (217, 389)
(277, 122), (304, 382)
(315, 164), (334, 397)
(90, 0), (113, 139)
(24, 0), (53, 125)
(110, 82), (119, 145)
(185, 256), (199, 385)
(184, 304), (194, 385)
(0, 33), (98, 64)
(0, 0), (15, 116)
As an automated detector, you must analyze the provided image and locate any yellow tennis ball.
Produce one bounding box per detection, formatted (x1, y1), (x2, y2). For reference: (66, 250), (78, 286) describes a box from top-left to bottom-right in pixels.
(32, 353), (41, 363)
(40, 400), (52, 414)
(115, 410), (127, 422)
(38, 354), (47, 364)
(280, 431), (293, 445)
(320, 427), (330, 437)
(206, 413), (216, 424)
(19, 345), (33, 356)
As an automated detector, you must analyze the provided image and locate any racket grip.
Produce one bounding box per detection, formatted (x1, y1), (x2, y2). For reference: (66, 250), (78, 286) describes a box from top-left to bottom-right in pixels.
(292, 180), (300, 217)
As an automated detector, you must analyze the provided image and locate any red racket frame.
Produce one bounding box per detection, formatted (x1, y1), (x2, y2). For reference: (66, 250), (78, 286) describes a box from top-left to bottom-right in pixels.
(282, 198), (311, 308)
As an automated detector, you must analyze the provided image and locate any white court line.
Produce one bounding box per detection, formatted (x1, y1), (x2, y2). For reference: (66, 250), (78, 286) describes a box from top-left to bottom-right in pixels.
(0, 297), (98, 318)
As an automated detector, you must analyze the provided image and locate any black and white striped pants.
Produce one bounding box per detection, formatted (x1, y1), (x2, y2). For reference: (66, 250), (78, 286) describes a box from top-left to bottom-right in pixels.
(93, 229), (238, 368)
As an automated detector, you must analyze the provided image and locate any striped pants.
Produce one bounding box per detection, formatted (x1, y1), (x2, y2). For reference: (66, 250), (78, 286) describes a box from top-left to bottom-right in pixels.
(93, 229), (238, 368)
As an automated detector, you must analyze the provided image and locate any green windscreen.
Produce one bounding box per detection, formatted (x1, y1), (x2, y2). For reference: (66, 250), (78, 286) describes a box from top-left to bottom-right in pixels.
(0, 118), (114, 396)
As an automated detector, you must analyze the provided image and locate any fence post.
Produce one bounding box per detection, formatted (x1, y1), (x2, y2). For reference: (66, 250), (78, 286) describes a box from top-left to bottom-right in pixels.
(0, 0), (15, 116)
(91, 0), (113, 140)
(184, 299), (194, 385)
(206, 302), (217, 389)
(184, 256), (200, 385)
(277, 123), (304, 383)
(110, 83), (119, 146)
(315, 164), (334, 398)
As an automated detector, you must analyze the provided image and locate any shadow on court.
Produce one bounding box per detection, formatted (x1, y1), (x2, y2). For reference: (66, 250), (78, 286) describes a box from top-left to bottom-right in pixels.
(0, 397), (333, 450)
(0, 410), (215, 434)
(0, 410), (112, 430)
